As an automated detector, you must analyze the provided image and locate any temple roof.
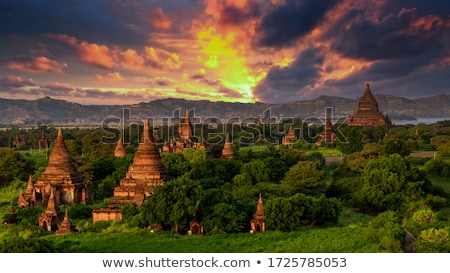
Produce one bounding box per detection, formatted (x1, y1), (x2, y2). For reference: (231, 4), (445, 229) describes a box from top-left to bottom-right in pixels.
(44, 187), (58, 215)
(347, 84), (391, 127)
(254, 193), (264, 218)
(43, 127), (78, 174)
(126, 120), (169, 180)
(358, 83), (379, 111)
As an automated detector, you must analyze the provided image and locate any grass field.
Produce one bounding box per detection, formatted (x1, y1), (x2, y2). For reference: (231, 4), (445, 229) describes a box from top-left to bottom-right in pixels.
(43, 225), (380, 253)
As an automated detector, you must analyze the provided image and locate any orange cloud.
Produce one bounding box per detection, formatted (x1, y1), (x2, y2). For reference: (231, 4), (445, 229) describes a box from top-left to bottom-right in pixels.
(152, 8), (172, 30)
(411, 14), (450, 31)
(78, 41), (117, 69)
(119, 49), (145, 70)
(144, 46), (183, 71)
(50, 34), (182, 71)
(96, 72), (125, 83)
(0, 75), (35, 86)
(5, 56), (67, 73)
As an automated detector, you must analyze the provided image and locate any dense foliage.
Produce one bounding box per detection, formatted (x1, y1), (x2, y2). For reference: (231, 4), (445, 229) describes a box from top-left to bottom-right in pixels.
(2, 120), (450, 253)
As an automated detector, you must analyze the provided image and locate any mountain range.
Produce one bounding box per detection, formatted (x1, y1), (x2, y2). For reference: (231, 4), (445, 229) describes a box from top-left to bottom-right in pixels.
(1, 94), (450, 125)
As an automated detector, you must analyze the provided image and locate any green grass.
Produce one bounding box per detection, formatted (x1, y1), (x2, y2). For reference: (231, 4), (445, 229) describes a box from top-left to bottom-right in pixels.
(18, 149), (49, 169)
(44, 226), (380, 253)
(431, 176), (450, 195)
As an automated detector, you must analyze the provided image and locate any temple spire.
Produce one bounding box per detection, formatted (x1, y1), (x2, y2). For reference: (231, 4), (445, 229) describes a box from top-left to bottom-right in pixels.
(9, 201), (15, 215)
(114, 135), (126, 157)
(45, 187), (57, 215)
(221, 133), (236, 159)
(25, 174), (34, 194)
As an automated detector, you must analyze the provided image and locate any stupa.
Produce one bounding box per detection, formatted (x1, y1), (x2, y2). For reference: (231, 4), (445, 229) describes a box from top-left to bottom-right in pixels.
(38, 187), (60, 232)
(163, 108), (201, 153)
(109, 120), (170, 206)
(55, 207), (77, 235)
(221, 133), (236, 159)
(114, 135), (126, 157)
(93, 120), (171, 222)
(282, 124), (297, 145)
(315, 116), (337, 146)
(347, 84), (392, 127)
(250, 194), (265, 232)
(19, 128), (91, 208)
(34, 128), (91, 205)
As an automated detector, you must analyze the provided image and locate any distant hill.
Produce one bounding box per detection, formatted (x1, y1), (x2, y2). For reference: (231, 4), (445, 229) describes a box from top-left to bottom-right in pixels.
(1, 94), (449, 125)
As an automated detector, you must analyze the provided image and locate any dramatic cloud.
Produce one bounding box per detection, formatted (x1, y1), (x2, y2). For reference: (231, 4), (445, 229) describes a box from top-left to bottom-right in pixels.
(152, 8), (172, 30)
(255, 0), (341, 47)
(327, 7), (450, 61)
(0, 0), (449, 105)
(3, 56), (67, 73)
(253, 48), (325, 102)
(143, 47), (183, 71)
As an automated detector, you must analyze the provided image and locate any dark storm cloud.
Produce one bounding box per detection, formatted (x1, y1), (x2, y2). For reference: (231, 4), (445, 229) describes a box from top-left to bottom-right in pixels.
(255, 0), (341, 48)
(378, 0), (450, 17)
(327, 7), (450, 61)
(0, 0), (202, 47)
(0, 0), (143, 45)
(325, 51), (440, 89)
(253, 47), (324, 103)
(218, 1), (261, 26)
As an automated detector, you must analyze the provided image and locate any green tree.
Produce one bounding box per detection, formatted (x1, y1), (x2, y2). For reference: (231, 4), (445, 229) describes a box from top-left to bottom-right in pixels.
(356, 154), (432, 213)
(383, 139), (411, 157)
(281, 160), (326, 196)
(366, 211), (405, 252)
(346, 143), (384, 172)
(336, 126), (363, 154)
(141, 176), (202, 232)
(0, 149), (35, 183)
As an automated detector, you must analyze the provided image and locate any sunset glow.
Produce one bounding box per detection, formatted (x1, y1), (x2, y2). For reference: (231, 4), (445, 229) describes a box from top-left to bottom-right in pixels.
(0, 0), (449, 105)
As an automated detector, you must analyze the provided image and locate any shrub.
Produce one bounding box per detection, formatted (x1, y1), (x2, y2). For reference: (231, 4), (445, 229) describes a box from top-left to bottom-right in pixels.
(366, 211), (405, 253)
(415, 228), (450, 253)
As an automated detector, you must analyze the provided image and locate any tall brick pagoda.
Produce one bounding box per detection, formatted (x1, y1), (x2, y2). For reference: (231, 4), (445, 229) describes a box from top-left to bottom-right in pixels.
(347, 83), (392, 127)
(109, 120), (170, 206)
(19, 128), (91, 208)
(93, 119), (171, 222)
(221, 133), (236, 159)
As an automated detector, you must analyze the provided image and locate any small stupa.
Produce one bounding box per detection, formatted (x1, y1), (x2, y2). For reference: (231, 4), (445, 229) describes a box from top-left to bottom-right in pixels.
(282, 124), (297, 145)
(55, 207), (77, 235)
(315, 116), (337, 146)
(114, 135), (126, 157)
(250, 193), (265, 232)
(221, 133), (236, 159)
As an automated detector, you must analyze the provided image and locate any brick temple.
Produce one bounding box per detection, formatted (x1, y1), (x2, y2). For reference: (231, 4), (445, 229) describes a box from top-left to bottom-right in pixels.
(347, 84), (392, 127)
(282, 124), (298, 146)
(316, 116), (337, 146)
(92, 119), (170, 222)
(18, 128), (91, 208)
(250, 194), (265, 232)
(162, 108), (204, 153)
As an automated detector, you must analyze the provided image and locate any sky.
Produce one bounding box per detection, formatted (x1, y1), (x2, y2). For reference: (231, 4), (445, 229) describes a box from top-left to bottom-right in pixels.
(0, 0), (450, 105)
